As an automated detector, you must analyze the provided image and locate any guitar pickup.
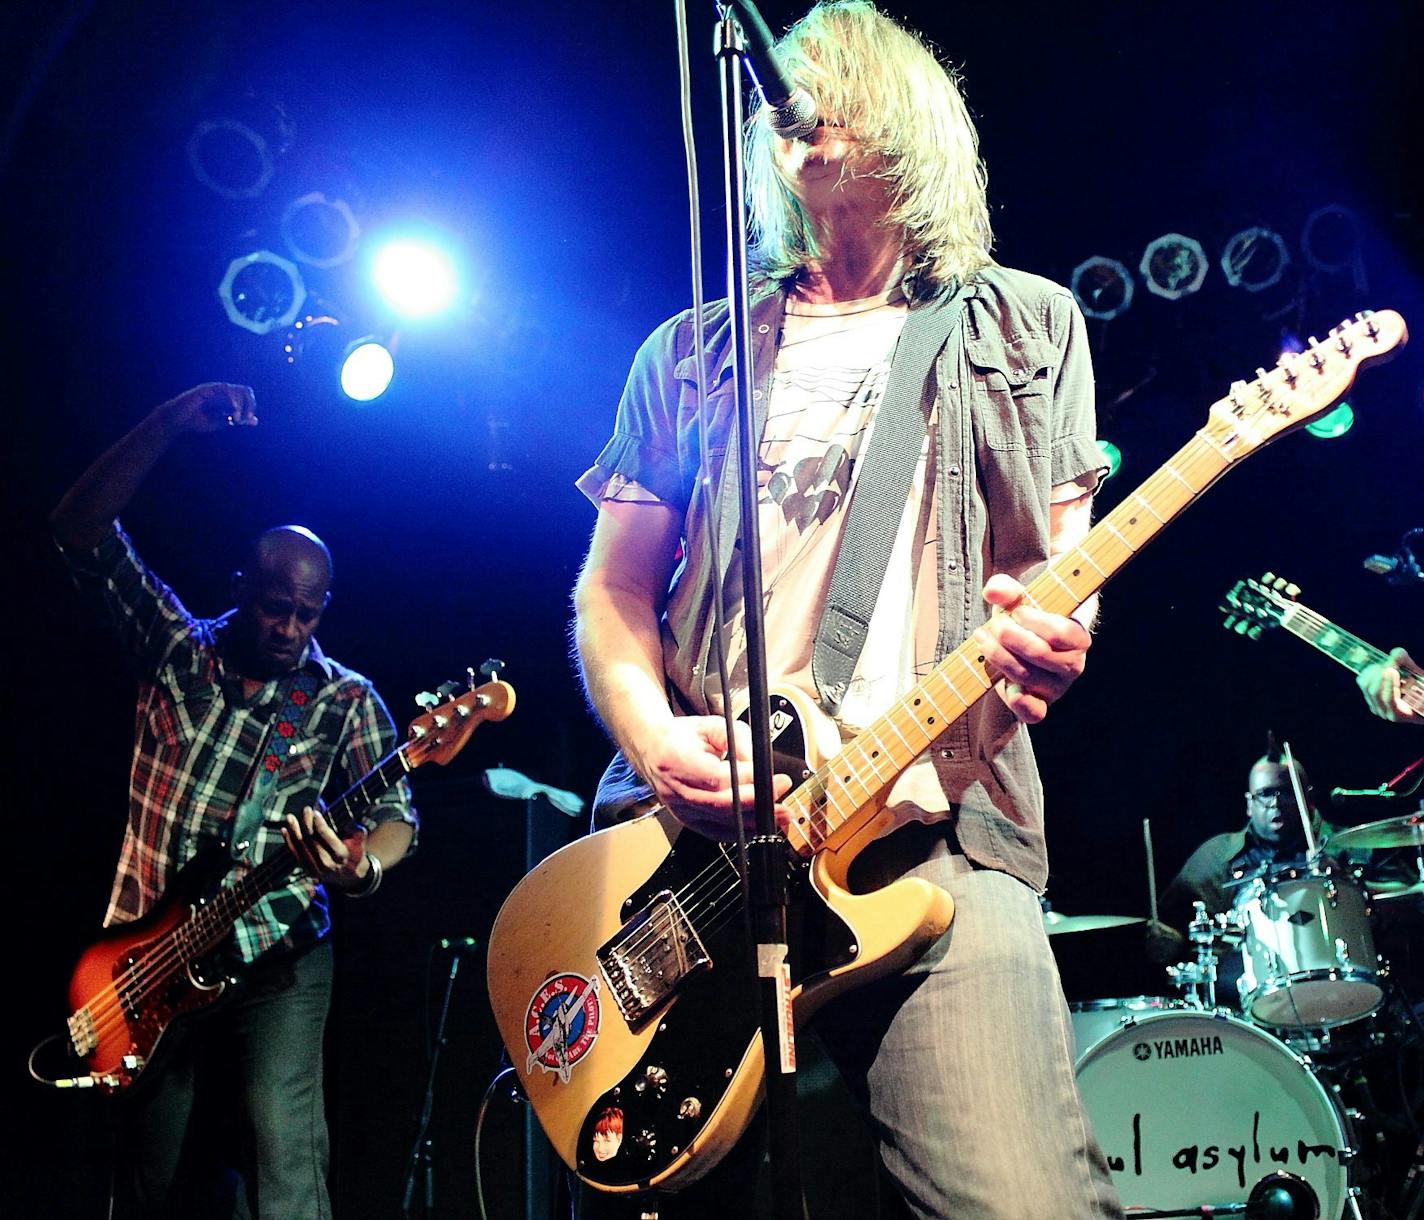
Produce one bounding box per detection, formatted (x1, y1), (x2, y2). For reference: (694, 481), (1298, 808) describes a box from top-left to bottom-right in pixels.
(597, 890), (711, 1028)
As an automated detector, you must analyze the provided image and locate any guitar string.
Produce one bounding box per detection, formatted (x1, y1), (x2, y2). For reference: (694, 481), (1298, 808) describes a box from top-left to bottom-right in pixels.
(72, 786), (373, 1057)
(81, 430), (1263, 1056)
(1267, 601), (1424, 708)
(610, 434), (1236, 965)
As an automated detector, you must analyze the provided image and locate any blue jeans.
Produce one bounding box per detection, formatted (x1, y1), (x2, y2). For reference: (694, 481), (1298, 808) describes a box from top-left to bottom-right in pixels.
(120, 941), (334, 1219)
(815, 820), (1123, 1218)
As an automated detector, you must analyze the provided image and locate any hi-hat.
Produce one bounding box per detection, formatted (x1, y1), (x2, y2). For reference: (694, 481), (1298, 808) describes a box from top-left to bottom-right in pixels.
(1327, 813), (1424, 851)
(1042, 911), (1145, 935)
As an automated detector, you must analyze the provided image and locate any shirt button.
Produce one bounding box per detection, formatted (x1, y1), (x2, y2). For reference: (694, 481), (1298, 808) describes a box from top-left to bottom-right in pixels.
(948, 465), (961, 478)
(288, 744), (298, 755)
(753, 390), (762, 400)
(946, 559), (958, 571)
(757, 323), (770, 334)
(939, 748), (954, 760)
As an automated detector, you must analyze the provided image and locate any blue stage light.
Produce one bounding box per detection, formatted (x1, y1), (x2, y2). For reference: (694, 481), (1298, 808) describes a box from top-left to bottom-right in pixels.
(340, 340), (395, 402)
(372, 239), (458, 318)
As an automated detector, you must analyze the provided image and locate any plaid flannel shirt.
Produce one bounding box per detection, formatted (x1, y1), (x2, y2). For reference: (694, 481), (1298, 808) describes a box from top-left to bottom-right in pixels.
(63, 523), (417, 962)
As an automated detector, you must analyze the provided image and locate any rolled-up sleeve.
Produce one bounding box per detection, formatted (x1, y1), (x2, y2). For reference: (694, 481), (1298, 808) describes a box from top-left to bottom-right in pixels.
(1047, 291), (1108, 491)
(575, 312), (691, 510)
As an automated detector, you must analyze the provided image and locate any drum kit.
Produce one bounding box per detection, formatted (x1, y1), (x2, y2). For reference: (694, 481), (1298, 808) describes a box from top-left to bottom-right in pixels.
(1045, 806), (1424, 1219)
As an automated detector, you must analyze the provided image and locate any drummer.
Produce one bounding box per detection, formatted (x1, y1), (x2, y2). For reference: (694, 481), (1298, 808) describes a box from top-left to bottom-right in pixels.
(1146, 748), (1361, 997)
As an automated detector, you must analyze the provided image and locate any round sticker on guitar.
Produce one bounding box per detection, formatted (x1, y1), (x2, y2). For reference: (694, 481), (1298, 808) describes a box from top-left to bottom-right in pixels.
(524, 972), (601, 1083)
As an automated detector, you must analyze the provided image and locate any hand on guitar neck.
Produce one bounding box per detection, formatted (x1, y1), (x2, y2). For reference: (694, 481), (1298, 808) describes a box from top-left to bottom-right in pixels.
(1359, 646), (1424, 724)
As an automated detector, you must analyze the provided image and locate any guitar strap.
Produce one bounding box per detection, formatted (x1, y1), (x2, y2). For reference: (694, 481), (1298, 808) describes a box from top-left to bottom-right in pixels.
(811, 281), (968, 713)
(229, 670), (322, 862)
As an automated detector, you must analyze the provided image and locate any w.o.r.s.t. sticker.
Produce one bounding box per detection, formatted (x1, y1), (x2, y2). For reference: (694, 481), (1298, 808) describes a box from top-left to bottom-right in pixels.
(524, 972), (601, 1083)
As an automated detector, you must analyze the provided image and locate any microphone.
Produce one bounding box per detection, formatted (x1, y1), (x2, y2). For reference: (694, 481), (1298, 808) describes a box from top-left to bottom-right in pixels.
(438, 936), (480, 957)
(1365, 529), (1424, 586)
(724, 1), (818, 140)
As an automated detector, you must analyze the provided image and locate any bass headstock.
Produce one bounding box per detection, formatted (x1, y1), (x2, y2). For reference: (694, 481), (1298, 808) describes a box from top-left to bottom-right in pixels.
(1222, 573), (1300, 640)
(1200, 310), (1407, 460)
(406, 665), (516, 769)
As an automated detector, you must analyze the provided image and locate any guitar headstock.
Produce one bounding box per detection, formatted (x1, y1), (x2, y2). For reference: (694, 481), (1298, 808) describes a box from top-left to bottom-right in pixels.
(1201, 310), (1407, 459)
(1221, 573), (1300, 639)
(406, 672), (516, 768)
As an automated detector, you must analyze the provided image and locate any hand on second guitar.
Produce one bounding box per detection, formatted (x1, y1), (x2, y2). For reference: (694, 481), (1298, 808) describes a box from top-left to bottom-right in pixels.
(1358, 646), (1421, 724)
(632, 716), (792, 842)
(283, 807), (373, 893)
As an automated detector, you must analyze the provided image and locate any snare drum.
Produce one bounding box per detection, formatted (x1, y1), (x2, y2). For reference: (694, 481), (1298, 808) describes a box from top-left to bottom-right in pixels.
(1075, 1010), (1355, 1217)
(1236, 869), (1383, 1029)
(1069, 997), (1187, 1060)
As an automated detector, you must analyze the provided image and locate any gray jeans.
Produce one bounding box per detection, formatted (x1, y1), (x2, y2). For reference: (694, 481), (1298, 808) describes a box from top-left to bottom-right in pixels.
(814, 819), (1124, 1219)
(120, 941), (334, 1219)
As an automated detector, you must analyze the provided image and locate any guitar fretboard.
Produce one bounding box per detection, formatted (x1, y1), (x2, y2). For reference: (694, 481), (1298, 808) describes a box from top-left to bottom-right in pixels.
(182, 747), (412, 955)
(1272, 601), (1424, 714)
(784, 424), (1238, 855)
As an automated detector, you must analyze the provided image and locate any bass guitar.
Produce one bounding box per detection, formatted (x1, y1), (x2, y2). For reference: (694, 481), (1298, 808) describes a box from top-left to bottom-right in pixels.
(1222, 572), (1424, 714)
(487, 312), (1406, 1193)
(53, 673), (514, 1092)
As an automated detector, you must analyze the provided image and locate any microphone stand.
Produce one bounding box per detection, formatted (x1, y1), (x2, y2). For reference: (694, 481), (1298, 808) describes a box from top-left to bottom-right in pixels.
(401, 948), (466, 1218)
(713, 9), (805, 1219)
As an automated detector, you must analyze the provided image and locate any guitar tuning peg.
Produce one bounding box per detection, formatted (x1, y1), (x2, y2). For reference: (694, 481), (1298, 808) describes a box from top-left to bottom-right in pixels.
(435, 679), (462, 701)
(1223, 614), (1238, 631)
(1261, 571), (1275, 584)
(479, 658), (507, 682)
(1248, 625), (1264, 641)
(415, 691), (440, 711)
(1286, 583), (1300, 598)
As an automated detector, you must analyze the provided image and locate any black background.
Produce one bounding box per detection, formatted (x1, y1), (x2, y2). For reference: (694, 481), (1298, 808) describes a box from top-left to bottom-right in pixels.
(3, 2), (1423, 1215)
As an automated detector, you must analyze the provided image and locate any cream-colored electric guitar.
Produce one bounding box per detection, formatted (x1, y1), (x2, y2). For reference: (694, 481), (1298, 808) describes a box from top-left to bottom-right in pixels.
(488, 312), (1407, 1193)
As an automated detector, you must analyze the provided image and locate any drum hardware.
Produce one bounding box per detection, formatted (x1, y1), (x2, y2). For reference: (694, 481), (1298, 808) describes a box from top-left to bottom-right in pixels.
(1122, 1170), (1323, 1217)
(1167, 901), (1242, 1010)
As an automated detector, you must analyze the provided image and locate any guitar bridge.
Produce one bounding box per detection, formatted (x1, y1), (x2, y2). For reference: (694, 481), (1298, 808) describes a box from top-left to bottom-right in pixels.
(597, 889), (711, 1028)
(67, 1008), (98, 1057)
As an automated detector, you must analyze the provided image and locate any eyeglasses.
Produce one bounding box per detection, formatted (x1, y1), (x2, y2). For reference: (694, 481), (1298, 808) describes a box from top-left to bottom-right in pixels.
(1247, 787), (1301, 805)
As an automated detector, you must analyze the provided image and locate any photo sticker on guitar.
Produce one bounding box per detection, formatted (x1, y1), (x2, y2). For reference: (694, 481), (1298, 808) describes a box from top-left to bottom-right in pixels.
(524, 972), (602, 1083)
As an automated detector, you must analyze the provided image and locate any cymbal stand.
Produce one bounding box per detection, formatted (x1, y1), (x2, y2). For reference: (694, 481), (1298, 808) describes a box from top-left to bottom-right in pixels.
(1167, 901), (1229, 1009)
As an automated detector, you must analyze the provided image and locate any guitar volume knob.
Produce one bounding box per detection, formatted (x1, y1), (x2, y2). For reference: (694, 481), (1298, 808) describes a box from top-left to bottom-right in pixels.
(678, 1097), (702, 1121)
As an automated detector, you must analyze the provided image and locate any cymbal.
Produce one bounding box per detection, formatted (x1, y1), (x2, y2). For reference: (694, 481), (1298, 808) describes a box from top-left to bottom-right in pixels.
(1327, 813), (1424, 851)
(1368, 877), (1424, 901)
(1042, 911), (1146, 935)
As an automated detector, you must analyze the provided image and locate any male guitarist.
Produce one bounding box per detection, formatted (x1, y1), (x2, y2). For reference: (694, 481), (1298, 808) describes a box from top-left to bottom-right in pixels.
(50, 382), (417, 1219)
(572, 3), (1119, 1216)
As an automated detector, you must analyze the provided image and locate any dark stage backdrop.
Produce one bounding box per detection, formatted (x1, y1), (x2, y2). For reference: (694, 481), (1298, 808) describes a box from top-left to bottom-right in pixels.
(3, 2), (1422, 1217)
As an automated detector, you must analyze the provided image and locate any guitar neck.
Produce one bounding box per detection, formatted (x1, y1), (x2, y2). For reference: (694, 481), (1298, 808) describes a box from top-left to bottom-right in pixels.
(1273, 603), (1424, 714)
(186, 746), (412, 953)
(786, 428), (1232, 854)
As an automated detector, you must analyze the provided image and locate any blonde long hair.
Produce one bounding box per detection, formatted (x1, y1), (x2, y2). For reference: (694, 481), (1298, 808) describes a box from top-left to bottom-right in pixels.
(745, 1), (993, 296)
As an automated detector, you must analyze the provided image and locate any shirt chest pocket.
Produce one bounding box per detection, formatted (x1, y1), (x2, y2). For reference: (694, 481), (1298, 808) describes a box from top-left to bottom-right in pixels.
(145, 689), (215, 750)
(966, 333), (1059, 454)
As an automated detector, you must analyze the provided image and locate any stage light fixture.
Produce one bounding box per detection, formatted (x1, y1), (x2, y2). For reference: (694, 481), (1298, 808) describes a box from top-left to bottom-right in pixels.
(218, 251), (306, 335)
(1301, 203), (1366, 291)
(1139, 233), (1208, 301)
(1071, 257), (1134, 322)
(1305, 401), (1354, 440)
(372, 239), (459, 319)
(282, 193), (361, 269)
(1221, 227), (1290, 293)
(186, 119), (275, 201)
(340, 339), (396, 402)
(1097, 439), (1123, 480)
